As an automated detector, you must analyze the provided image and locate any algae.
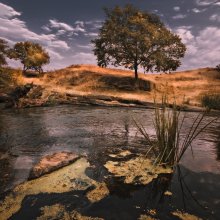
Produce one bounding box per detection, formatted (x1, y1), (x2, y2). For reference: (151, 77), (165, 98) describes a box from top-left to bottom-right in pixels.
(164, 191), (172, 196)
(172, 211), (203, 220)
(104, 156), (172, 185)
(37, 204), (103, 220)
(139, 214), (157, 220)
(109, 150), (132, 158)
(0, 158), (94, 220)
(86, 182), (109, 203)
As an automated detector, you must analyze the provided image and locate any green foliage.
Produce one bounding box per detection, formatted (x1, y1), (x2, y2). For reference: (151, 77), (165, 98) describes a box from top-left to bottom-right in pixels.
(0, 38), (9, 67)
(201, 93), (220, 110)
(134, 96), (217, 167)
(92, 5), (186, 80)
(9, 41), (50, 73)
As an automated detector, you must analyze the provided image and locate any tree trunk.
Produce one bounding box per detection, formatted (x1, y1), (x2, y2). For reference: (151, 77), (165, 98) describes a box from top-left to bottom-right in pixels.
(23, 65), (26, 75)
(134, 63), (138, 81)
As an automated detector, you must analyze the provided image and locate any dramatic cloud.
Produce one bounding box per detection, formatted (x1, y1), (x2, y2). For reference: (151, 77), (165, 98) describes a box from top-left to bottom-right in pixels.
(175, 26), (220, 69)
(1, 1), (219, 70)
(0, 3), (70, 69)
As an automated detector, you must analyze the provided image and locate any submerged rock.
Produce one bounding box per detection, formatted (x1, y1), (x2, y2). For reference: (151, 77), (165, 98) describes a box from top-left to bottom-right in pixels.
(29, 151), (80, 179)
(104, 156), (172, 185)
(0, 158), (94, 220)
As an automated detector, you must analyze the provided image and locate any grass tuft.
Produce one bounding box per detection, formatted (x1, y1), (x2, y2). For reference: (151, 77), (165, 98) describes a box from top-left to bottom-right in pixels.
(134, 95), (217, 168)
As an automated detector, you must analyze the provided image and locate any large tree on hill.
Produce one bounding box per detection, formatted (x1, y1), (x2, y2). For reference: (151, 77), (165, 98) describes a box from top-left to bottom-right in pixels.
(92, 5), (186, 81)
(10, 41), (50, 74)
(0, 39), (9, 67)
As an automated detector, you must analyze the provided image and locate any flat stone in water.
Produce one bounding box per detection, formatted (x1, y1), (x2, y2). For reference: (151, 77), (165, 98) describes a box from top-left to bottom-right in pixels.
(0, 158), (93, 220)
(29, 151), (80, 179)
(104, 156), (172, 185)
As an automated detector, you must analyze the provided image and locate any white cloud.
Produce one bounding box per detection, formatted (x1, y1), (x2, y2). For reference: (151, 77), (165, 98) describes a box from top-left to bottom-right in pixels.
(210, 14), (220, 22)
(192, 8), (206, 13)
(41, 25), (51, 32)
(173, 6), (180, 12)
(49, 19), (74, 31)
(75, 20), (84, 27)
(77, 44), (93, 49)
(0, 3), (21, 18)
(43, 19), (86, 36)
(172, 14), (187, 19)
(84, 32), (98, 37)
(196, 0), (220, 6)
(175, 26), (220, 69)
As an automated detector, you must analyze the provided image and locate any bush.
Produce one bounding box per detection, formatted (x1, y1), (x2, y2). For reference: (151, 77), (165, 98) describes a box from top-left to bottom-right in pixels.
(216, 64), (220, 72)
(201, 93), (220, 110)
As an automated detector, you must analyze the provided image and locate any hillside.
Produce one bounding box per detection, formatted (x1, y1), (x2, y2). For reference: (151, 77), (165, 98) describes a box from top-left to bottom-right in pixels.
(1, 65), (220, 109)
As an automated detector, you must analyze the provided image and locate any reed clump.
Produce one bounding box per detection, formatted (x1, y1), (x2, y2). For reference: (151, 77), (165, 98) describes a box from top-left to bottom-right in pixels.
(135, 95), (217, 167)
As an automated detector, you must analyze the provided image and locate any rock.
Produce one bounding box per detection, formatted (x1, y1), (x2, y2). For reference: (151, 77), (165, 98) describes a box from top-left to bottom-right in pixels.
(29, 152), (80, 179)
(0, 158), (94, 220)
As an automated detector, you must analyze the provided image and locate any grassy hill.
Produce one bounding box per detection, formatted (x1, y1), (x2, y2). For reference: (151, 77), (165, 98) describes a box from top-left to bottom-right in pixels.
(1, 65), (220, 109)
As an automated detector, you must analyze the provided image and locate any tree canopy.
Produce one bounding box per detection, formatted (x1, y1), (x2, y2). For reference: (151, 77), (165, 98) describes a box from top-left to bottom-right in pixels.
(92, 5), (186, 80)
(0, 39), (9, 67)
(10, 41), (50, 73)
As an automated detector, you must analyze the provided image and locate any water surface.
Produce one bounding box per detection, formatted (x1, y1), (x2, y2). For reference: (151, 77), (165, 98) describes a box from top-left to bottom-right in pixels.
(0, 105), (219, 219)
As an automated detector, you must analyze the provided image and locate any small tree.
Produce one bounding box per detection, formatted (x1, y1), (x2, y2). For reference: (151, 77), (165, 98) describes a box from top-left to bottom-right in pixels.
(92, 5), (186, 80)
(0, 39), (9, 67)
(10, 41), (50, 74)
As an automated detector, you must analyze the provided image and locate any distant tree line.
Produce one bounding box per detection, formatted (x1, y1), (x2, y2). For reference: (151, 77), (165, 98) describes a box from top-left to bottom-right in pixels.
(0, 39), (50, 74)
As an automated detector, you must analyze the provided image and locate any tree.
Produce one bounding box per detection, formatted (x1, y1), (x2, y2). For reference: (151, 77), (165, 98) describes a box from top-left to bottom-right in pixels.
(10, 41), (50, 74)
(0, 39), (9, 67)
(92, 5), (186, 80)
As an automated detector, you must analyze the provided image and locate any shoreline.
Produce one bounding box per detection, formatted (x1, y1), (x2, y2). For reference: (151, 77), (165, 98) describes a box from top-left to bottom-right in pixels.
(1, 93), (218, 113)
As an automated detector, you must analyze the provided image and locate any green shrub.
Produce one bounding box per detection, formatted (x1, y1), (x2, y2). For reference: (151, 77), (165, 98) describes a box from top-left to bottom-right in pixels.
(201, 93), (220, 110)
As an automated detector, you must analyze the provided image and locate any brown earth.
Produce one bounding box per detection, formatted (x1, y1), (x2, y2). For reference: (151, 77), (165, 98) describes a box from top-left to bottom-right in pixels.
(1, 65), (220, 109)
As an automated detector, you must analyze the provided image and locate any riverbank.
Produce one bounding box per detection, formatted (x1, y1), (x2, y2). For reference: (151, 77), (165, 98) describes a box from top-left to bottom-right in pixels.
(0, 65), (219, 111)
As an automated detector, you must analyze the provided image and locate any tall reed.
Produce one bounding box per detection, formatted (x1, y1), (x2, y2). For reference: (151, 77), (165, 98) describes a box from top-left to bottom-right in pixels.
(134, 95), (217, 167)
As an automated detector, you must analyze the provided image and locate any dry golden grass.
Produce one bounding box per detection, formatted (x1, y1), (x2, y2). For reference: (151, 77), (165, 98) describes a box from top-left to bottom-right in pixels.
(18, 64), (220, 107)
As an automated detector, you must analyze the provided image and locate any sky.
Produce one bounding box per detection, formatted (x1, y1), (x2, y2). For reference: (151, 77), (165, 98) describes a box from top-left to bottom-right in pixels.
(0, 0), (220, 71)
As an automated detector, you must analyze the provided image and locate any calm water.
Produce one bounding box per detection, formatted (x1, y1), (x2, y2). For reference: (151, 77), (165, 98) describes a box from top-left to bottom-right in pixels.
(0, 105), (220, 219)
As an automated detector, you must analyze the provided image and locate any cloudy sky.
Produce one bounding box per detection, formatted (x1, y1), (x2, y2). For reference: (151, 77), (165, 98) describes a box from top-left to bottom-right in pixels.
(0, 0), (220, 71)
